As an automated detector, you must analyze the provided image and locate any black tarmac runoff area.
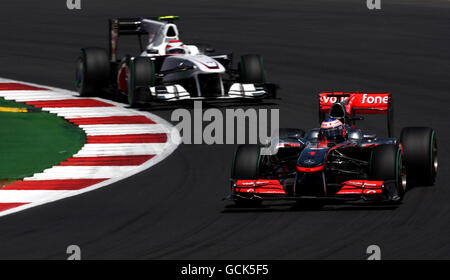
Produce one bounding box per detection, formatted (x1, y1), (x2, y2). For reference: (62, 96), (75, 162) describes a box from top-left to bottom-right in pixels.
(0, 0), (449, 259)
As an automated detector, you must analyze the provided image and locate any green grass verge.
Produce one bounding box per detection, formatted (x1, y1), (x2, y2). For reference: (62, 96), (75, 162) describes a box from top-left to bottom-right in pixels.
(0, 98), (35, 109)
(0, 97), (86, 180)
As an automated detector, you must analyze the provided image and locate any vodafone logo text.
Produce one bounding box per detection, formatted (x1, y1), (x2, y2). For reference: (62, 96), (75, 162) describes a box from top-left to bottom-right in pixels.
(320, 96), (349, 104)
(319, 93), (389, 105)
(361, 94), (389, 104)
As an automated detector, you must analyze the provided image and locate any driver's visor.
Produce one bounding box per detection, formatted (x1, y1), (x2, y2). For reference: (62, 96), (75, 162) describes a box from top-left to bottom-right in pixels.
(167, 48), (186, 54)
(320, 127), (342, 138)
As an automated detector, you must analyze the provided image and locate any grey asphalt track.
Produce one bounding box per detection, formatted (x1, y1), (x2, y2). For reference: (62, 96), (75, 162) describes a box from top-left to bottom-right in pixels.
(0, 0), (449, 259)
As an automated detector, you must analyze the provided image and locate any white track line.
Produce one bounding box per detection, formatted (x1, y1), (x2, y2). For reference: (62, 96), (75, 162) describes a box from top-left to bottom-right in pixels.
(73, 143), (168, 157)
(0, 78), (181, 216)
(43, 107), (142, 118)
(1, 92), (74, 101)
(0, 190), (72, 203)
(80, 124), (167, 135)
(24, 166), (138, 180)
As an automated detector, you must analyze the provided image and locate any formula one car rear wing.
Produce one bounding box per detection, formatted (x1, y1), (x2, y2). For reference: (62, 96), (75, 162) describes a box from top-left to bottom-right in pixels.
(319, 92), (394, 137)
(108, 16), (180, 61)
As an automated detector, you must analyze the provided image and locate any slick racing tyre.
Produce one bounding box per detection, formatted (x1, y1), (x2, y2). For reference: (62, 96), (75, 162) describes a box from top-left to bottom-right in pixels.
(76, 48), (110, 97)
(370, 144), (406, 198)
(238, 54), (266, 84)
(231, 145), (262, 207)
(232, 144), (261, 179)
(400, 127), (437, 186)
(128, 57), (155, 107)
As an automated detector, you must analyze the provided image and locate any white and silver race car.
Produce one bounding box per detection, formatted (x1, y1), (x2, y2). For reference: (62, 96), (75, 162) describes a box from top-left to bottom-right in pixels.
(75, 16), (277, 106)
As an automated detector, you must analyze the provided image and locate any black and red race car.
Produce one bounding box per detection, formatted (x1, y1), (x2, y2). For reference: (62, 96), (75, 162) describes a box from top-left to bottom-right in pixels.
(228, 92), (438, 206)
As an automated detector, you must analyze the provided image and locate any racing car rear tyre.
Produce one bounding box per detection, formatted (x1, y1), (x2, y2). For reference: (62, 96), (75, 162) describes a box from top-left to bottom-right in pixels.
(238, 54), (266, 84)
(128, 57), (156, 107)
(400, 127), (437, 186)
(76, 48), (110, 97)
(370, 144), (406, 197)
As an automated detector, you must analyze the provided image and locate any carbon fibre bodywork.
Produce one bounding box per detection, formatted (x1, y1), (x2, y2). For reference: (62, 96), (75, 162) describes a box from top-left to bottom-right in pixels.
(231, 128), (402, 203)
(229, 92), (410, 204)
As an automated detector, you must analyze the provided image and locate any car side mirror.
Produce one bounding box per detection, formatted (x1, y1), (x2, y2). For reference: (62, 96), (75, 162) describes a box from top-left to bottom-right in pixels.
(205, 47), (215, 53)
(177, 62), (194, 71)
(363, 134), (376, 140)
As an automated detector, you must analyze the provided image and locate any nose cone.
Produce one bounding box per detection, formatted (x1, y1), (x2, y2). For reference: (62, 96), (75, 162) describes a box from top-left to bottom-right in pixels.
(191, 55), (225, 72)
(297, 147), (328, 168)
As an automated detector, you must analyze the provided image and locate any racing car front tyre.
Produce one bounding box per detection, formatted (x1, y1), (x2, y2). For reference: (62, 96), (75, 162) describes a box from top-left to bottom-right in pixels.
(232, 145), (261, 179)
(128, 57), (156, 107)
(76, 48), (110, 97)
(238, 54), (266, 84)
(370, 144), (406, 198)
(231, 145), (262, 207)
(400, 127), (437, 186)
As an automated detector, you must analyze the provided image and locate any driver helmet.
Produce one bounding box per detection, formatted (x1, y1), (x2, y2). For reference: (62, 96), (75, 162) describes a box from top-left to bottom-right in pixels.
(319, 118), (346, 142)
(165, 40), (186, 55)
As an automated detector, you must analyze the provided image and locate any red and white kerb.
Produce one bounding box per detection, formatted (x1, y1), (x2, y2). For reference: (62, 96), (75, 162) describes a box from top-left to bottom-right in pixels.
(0, 79), (180, 217)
